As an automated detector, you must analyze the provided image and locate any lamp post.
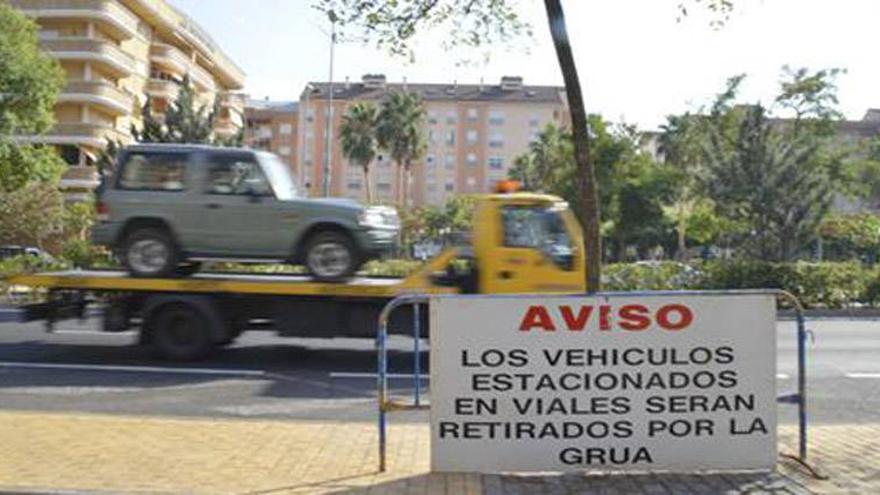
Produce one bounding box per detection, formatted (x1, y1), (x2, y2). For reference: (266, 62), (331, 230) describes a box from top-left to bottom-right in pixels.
(322, 10), (338, 197)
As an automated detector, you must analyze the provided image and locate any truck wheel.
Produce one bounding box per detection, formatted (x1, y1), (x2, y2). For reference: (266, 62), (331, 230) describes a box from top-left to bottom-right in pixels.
(122, 228), (179, 278)
(147, 303), (215, 361)
(303, 231), (359, 282)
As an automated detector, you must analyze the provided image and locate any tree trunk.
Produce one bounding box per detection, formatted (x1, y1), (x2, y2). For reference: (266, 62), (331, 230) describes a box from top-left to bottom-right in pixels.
(395, 162), (404, 208)
(403, 160), (411, 207)
(544, 0), (601, 292)
(363, 161), (373, 203)
(676, 201), (687, 261)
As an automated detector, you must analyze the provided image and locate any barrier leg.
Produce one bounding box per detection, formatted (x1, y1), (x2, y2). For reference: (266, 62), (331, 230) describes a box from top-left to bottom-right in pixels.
(413, 303), (421, 407)
(377, 323), (388, 472)
(796, 308), (807, 461)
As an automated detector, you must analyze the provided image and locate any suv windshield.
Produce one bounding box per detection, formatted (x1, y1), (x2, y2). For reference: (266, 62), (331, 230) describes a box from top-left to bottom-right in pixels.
(258, 152), (298, 200)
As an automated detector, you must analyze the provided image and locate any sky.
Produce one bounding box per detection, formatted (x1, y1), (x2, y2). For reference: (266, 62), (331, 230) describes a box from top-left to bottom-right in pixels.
(172, 0), (880, 130)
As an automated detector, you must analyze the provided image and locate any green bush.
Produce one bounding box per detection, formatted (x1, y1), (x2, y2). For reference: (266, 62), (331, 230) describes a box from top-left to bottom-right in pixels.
(603, 262), (702, 291)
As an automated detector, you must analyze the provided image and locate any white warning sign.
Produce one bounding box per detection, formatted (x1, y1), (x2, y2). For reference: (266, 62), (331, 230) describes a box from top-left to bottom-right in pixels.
(430, 294), (777, 473)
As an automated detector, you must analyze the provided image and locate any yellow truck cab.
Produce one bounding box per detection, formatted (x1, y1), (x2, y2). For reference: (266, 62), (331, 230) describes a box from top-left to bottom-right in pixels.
(4, 187), (587, 360)
(472, 191), (586, 294)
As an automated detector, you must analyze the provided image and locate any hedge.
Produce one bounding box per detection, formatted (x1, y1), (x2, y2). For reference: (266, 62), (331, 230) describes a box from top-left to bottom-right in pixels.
(604, 260), (880, 309)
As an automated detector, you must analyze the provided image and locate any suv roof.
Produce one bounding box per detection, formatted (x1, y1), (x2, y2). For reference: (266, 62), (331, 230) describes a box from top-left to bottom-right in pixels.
(123, 143), (254, 154)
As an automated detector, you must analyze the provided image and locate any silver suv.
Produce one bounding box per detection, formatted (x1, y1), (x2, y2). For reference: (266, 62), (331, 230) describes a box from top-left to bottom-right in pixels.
(92, 144), (399, 281)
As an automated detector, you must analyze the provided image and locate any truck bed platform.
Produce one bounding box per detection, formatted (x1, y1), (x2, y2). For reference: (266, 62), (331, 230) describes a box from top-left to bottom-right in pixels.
(5, 265), (456, 299)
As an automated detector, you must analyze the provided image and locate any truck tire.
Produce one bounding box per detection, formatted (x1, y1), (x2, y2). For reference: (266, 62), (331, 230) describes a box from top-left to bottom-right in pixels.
(303, 231), (360, 282)
(146, 302), (216, 361)
(122, 227), (179, 278)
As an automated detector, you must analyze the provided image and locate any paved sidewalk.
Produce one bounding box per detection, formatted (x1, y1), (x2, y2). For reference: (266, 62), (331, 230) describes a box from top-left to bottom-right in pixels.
(0, 410), (875, 494)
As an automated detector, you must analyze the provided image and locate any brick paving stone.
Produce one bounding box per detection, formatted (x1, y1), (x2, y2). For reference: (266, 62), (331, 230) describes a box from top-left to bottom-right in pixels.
(0, 411), (875, 494)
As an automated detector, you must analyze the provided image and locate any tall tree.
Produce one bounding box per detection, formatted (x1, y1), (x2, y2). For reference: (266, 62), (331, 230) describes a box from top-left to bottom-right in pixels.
(0, 2), (66, 191)
(340, 102), (379, 203)
(658, 113), (709, 259)
(376, 91), (426, 207)
(131, 76), (220, 144)
(704, 104), (832, 261)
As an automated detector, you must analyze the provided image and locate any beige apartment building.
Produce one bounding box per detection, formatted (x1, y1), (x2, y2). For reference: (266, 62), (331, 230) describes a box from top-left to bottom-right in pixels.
(243, 99), (298, 171)
(298, 75), (568, 206)
(10, 0), (246, 194)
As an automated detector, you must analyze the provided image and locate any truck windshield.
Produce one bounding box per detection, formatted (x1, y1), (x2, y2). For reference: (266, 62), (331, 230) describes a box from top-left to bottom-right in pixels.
(258, 152), (298, 200)
(501, 205), (576, 270)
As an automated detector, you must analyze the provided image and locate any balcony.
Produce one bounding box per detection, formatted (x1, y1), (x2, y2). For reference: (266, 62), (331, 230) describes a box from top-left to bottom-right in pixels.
(40, 37), (135, 77)
(219, 92), (246, 112)
(17, 122), (130, 149)
(150, 43), (215, 92)
(145, 78), (180, 101)
(10, 0), (138, 40)
(58, 80), (134, 115)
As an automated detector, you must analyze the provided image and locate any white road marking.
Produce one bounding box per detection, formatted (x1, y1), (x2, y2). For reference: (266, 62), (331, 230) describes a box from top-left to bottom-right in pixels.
(329, 372), (429, 380)
(52, 330), (137, 336)
(776, 373), (790, 379)
(846, 373), (880, 379)
(0, 361), (266, 377)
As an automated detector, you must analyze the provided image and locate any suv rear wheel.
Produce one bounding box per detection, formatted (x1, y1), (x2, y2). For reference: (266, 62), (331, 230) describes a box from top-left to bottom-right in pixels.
(122, 227), (179, 278)
(303, 231), (359, 282)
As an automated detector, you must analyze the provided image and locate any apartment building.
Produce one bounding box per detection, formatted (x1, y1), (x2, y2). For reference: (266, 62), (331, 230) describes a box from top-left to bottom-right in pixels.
(298, 74), (568, 205)
(10, 0), (246, 195)
(243, 99), (298, 171)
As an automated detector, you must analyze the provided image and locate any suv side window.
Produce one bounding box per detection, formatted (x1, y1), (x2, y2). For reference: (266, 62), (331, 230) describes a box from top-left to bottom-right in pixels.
(206, 154), (272, 196)
(118, 152), (187, 191)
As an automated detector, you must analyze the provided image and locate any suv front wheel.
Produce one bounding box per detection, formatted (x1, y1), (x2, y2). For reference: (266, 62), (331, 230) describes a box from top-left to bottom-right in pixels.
(303, 231), (359, 282)
(121, 227), (179, 278)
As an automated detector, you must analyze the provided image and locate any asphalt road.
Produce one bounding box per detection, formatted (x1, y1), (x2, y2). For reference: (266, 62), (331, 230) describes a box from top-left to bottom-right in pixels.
(0, 317), (877, 425)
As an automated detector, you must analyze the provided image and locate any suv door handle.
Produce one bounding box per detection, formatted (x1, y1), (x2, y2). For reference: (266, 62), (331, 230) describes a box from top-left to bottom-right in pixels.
(205, 203), (221, 209)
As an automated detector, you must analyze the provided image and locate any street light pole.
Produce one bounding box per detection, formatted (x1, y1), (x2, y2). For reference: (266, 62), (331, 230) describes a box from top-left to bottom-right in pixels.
(322, 10), (337, 197)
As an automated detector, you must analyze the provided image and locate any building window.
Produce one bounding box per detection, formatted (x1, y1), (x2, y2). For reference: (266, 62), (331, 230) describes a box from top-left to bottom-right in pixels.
(428, 111), (438, 125)
(488, 157), (504, 170)
(426, 155), (436, 167)
(445, 155), (455, 170)
(427, 184), (437, 192)
(489, 110), (505, 126)
(278, 146), (291, 156)
(529, 116), (541, 128)
(445, 182), (455, 192)
(280, 123), (293, 135)
(466, 130), (478, 144)
(467, 107), (478, 121)
(466, 177), (476, 187)
(377, 183), (392, 192)
(306, 110), (315, 122)
(347, 181), (362, 190)
(428, 129), (436, 144)
(466, 152), (477, 165)
(488, 132), (504, 148)
(445, 130), (455, 146)
(446, 110), (457, 125)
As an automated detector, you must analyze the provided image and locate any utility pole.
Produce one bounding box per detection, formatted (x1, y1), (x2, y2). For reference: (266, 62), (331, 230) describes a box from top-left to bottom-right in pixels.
(322, 10), (337, 197)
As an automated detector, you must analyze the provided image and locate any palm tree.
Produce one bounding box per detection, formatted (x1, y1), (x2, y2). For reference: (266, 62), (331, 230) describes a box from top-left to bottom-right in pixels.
(376, 91), (426, 207)
(340, 102), (379, 203)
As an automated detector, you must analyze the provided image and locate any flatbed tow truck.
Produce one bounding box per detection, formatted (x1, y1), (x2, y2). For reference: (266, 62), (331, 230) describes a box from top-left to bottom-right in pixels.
(3, 191), (586, 360)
